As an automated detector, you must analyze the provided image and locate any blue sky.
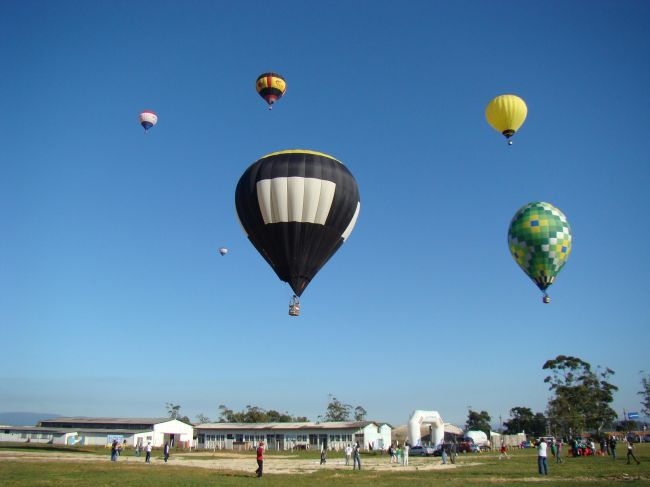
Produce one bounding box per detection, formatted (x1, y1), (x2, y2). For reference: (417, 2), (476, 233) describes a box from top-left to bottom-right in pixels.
(1, 0), (648, 428)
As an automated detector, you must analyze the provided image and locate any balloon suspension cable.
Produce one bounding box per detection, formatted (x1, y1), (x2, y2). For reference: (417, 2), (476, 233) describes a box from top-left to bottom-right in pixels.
(289, 295), (300, 317)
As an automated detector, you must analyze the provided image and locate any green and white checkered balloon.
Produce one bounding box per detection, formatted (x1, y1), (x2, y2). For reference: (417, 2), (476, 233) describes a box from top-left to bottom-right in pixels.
(508, 202), (572, 299)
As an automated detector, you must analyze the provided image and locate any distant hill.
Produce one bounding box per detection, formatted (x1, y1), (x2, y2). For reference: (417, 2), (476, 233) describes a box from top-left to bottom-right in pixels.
(0, 412), (62, 426)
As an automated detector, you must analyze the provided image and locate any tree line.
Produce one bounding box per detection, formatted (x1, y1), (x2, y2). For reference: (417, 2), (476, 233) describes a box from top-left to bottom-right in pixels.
(167, 357), (650, 434)
(165, 394), (367, 425)
(465, 356), (650, 438)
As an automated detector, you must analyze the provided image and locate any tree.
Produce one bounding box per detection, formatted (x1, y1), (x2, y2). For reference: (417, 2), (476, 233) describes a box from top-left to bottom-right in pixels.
(165, 402), (191, 424)
(616, 419), (638, 432)
(217, 404), (235, 423)
(322, 395), (352, 421)
(354, 406), (367, 421)
(166, 402), (181, 419)
(320, 394), (367, 422)
(195, 413), (211, 424)
(639, 371), (650, 417)
(503, 407), (545, 437)
(217, 404), (308, 423)
(543, 355), (618, 437)
(465, 409), (491, 436)
(532, 413), (548, 438)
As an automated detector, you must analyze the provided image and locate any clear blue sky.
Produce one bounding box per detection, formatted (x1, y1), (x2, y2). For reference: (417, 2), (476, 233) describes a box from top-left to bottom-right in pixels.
(1, 0), (648, 428)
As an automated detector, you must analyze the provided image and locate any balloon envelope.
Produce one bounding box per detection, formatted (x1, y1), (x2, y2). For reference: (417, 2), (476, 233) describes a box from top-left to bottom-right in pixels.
(139, 110), (158, 131)
(508, 202), (572, 293)
(256, 73), (286, 107)
(485, 95), (527, 139)
(235, 150), (360, 296)
(218, 248), (228, 256)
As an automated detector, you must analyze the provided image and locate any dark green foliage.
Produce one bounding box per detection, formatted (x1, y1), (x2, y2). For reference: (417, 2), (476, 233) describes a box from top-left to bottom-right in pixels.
(639, 371), (650, 417)
(217, 405), (308, 423)
(354, 406), (367, 421)
(543, 355), (618, 437)
(465, 410), (491, 436)
(165, 403), (191, 424)
(321, 394), (367, 422)
(195, 413), (211, 424)
(503, 407), (547, 437)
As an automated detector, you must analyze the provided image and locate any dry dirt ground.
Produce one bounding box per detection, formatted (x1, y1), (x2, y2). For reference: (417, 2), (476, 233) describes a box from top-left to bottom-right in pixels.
(0, 450), (476, 474)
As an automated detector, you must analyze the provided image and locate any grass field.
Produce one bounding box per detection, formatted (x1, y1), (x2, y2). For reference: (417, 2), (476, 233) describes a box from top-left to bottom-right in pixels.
(1, 443), (649, 486)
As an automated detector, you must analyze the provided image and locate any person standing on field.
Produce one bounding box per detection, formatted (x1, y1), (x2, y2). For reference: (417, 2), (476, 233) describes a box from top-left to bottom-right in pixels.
(110, 439), (118, 462)
(320, 446), (327, 465)
(441, 440), (447, 465)
(255, 441), (265, 477)
(499, 443), (510, 460)
(626, 438), (641, 465)
(403, 443), (410, 466)
(345, 444), (352, 465)
(145, 442), (152, 463)
(556, 440), (563, 463)
(610, 436), (618, 460)
(353, 442), (362, 470)
(449, 440), (457, 464)
(163, 442), (170, 463)
(537, 438), (548, 475)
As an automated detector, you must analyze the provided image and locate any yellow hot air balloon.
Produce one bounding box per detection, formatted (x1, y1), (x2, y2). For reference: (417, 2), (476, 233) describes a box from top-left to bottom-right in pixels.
(485, 94), (528, 145)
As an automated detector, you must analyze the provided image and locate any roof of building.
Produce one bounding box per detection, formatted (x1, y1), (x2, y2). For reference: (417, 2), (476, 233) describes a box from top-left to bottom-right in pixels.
(39, 417), (172, 425)
(1, 426), (72, 434)
(195, 421), (391, 430)
(1, 425), (155, 434)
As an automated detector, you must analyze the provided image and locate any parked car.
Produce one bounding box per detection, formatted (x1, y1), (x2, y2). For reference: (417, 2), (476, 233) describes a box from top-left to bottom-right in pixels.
(409, 445), (435, 456)
(458, 441), (473, 453)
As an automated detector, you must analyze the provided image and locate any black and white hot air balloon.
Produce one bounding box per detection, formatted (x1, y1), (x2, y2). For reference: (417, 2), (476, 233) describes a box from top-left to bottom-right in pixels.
(235, 150), (361, 316)
(218, 247), (228, 256)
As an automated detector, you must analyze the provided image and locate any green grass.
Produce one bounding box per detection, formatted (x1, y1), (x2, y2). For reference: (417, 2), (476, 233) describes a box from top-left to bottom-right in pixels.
(1, 443), (649, 486)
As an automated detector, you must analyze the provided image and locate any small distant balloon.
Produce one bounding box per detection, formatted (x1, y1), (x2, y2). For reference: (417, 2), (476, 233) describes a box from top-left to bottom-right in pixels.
(485, 95), (527, 144)
(218, 248), (228, 256)
(256, 73), (286, 110)
(139, 110), (158, 132)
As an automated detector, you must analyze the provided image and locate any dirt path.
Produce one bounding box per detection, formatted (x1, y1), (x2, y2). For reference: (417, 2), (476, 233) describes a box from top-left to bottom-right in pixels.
(0, 450), (473, 474)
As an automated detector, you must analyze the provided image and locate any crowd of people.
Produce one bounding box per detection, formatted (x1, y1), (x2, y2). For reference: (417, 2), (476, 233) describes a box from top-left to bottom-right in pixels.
(530, 434), (642, 475)
(109, 439), (163, 464)
(109, 432), (641, 477)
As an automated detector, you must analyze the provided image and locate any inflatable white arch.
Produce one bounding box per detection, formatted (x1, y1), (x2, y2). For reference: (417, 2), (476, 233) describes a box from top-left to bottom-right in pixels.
(407, 410), (444, 447)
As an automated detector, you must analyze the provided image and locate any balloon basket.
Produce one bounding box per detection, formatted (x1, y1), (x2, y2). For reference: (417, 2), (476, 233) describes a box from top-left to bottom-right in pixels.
(289, 295), (300, 316)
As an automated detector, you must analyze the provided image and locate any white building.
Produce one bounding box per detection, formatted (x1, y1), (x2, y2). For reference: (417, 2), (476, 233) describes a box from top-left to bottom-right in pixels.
(195, 421), (392, 451)
(0, 426), (79, 446)
(29, 417), (195, 448)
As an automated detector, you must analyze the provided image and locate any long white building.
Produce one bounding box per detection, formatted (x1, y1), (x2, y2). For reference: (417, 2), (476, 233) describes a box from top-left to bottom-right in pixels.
(0, 417), (194, 448)
(195, 421), (392, 451)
